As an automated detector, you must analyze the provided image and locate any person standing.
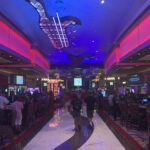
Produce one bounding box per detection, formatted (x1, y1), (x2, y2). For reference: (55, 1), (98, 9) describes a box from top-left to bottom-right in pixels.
(11, 95), (24, 133)
(112, 93), (120, 121)
(0, 93), (9, 124)
(85, 91), (96, 128)
(71, 93), (82, 132)
(0, 93), (9, 110)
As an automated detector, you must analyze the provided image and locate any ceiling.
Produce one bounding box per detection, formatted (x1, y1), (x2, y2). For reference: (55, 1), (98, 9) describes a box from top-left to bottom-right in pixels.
(0, 0), (147, 66)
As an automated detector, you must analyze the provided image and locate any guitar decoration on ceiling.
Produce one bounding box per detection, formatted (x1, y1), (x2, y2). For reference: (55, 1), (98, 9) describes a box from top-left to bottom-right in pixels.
(26, 0), (81, 49)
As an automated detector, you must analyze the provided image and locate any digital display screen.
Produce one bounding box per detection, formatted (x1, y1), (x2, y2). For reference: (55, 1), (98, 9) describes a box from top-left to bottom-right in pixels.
(130, 88), (135, 93)
(26, 87), (40, 94)
(110, 82), (113, 86)
(17, 88), (21, 93)
(60, 83), (63, 87)
(74, 78), (82, 86)
(16, 75), (24, 85)
(128, 74), (141, 84)
(62, 86), (65, 89)
(102, 89), (106, 97)
(43, 83), (47, 86)
(92, 83), (95, 88)
(143, 98), (148, 102)
(5, 89), (8, 93)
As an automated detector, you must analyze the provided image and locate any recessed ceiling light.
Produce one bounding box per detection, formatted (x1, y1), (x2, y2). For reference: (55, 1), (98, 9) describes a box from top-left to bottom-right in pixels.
(92, 40), (95, 43)
(101, 0), (105, 4)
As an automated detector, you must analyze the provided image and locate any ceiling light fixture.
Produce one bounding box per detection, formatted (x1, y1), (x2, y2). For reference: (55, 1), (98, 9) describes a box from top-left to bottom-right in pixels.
(101, 0), (105, 4)
(53, 17), (64, 48)
(56, 12), (67, 47)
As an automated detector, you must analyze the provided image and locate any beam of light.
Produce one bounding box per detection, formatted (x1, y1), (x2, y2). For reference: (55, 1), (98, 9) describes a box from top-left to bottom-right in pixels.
(56, 12), (67, 47)
(53, 17), (64, 48)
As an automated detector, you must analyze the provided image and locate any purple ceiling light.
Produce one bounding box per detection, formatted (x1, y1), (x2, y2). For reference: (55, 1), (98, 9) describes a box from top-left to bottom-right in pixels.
(27, 0), (70, 49)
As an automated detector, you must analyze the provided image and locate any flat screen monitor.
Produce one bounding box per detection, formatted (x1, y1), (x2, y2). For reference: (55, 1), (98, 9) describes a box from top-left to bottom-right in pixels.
(74, 78), (82, 86)
(143, 98), (148, 102)
(43, 83), (47, 86)
(5, 89), (8, 93)
(62, 86), (65, 89)
(110, 82), (113, 86)
(16, 75), (24, 85)
(128, 74), (141, 84)
(130, 88), (135, 93)
(26, 87), (40, 94)
(102, 89), (106, 97)
(92, 82), (95, 88)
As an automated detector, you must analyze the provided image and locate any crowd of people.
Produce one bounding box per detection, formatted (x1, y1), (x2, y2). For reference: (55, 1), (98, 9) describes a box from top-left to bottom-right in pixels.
(1, 87), (149, 149)
(102, 90), (150, 130)
(0, 90), (58, 146)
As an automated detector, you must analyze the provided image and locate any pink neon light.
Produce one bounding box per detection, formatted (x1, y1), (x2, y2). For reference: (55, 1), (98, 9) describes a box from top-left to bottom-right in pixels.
(105, 48), (117, 71)
(105, 13), (150, 71)
(116, 47), (120, 63)
(120, 13), (150, 58)
(31, 48), (49, 72)
(0, 19), (31, 59)
(0, 19), (49, 72)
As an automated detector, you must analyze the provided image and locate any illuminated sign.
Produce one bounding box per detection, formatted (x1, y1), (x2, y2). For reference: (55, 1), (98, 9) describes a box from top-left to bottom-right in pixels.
(48, 79), (58, 84)
(104, 77), (115, 80)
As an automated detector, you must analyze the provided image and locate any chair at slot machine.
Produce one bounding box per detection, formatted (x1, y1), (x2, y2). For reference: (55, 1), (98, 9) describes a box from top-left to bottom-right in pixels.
(128, 103), (141, 129)
(119, 102), (128, 126)
(27, 104), (35, 123)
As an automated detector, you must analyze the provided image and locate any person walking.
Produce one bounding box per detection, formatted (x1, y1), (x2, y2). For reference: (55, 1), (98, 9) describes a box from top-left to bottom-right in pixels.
(71, 93), (82, 132)
(85, 91), (96, 128)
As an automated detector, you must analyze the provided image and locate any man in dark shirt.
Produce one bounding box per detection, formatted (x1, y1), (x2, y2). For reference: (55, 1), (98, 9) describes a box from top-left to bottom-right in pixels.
(71, 93), (82, 131)
(85, 91), (96, 127)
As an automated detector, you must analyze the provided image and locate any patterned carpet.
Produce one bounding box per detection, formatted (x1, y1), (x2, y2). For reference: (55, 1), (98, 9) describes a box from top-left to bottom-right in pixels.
(109, 115), (149, 149)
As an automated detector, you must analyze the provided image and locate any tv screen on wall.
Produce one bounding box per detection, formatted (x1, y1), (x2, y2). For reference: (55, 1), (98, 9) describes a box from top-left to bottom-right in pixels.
(14, 75), (25, 85)
(74, 78), (82, 86)
(128, 74), (141, 84)
(16, 75), (24, 85)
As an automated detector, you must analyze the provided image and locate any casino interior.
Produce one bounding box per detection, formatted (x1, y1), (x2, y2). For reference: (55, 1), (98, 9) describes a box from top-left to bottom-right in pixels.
(0, 0), (150, 150)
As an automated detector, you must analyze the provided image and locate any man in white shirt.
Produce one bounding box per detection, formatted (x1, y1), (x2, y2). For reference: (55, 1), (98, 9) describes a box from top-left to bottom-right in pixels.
(0, 94), (9, 110)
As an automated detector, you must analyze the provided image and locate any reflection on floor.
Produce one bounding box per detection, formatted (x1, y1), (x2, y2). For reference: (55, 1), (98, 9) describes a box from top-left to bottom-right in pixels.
(23, 105), (125, 150)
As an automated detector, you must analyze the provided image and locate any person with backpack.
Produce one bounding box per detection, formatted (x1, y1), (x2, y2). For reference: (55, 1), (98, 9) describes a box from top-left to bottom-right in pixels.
(85, 91), (96, 128)
(71, 93), (82, 132)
